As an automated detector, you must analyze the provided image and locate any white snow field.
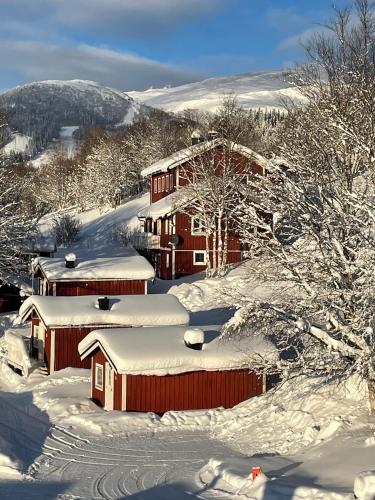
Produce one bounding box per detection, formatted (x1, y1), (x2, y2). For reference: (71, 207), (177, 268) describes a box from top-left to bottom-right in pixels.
(128, 70), (305, 113)
(1, 132), (33, 156)
(0, 358), (372, 499)
(39, 191), (149, 260)
(31, 125), (80, 167)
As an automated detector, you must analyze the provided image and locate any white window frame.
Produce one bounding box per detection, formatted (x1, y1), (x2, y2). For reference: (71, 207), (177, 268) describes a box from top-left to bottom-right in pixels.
(193, 250), (207, 266)
(156, 219), (162, 235)
(161, 176), (165, 192)
(166, 175), (169, 191)
(153, 178), (157, 193)
(170, 173), (173, 189)
(191, 215), (206, 235)
(157, 178), (161, 193)
(166, 253), (170, 268)
(95, 363), (104, 390)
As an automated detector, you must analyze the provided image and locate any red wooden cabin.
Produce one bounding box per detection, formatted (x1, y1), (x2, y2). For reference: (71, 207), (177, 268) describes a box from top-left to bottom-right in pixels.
(19, 294), (189, 374)
(78, 326), (273, 413)
(136, 137), (268, 279)
(31, 253), (155, 296)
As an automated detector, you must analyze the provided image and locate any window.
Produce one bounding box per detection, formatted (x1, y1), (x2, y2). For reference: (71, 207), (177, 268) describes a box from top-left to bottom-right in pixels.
(95, 363), (104, 390)
(166, 253), (170, 268)
(153, 179), (157, 194)
(191, 216), (206, 235)
(193, 251), (207, 265)
(161, 176), (165, 192)
(156, 219), (162, 235)
(166, 175), (169, 191)
(170, 173), (173, 189)
(157, 178), (161, 193)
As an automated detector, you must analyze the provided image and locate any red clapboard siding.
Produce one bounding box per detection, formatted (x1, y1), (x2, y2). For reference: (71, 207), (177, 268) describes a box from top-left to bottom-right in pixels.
(54, 327), (96, 371)
(113, 373), (122, 411)
(126, 370), (263, 413)
(92, 350), (106, 407)
(48, 279), (145, 296)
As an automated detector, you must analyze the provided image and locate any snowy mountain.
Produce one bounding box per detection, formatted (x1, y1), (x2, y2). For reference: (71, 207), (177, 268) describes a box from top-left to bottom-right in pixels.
(128, 70), (304, 113)
(0, 79), (146, 158)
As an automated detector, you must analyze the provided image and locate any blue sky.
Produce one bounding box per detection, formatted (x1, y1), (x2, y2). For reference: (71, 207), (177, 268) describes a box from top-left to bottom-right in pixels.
(0, 0), (350, 91)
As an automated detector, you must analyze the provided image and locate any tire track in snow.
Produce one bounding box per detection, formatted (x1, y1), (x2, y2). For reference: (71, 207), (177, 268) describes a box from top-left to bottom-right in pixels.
(33, 430), (240, 499)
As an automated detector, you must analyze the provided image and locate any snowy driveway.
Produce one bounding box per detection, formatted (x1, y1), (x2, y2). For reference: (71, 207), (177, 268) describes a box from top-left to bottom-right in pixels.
(30, 429), (239, 499)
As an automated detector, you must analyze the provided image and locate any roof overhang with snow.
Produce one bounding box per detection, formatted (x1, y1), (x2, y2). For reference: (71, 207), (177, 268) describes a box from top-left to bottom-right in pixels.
(32, 255), (155, 281)
(18, 294), (189, 328)
(137, 189), (193, 220)
(78, 326), (277, 376)
(140, 138), (269, 178)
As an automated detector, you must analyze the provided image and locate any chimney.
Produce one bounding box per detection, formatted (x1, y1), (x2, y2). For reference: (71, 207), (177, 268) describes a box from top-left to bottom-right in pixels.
(97, 296), (110, 311)
(184, 328), (205, 350)
(208, 130), (218, 141)
(191, 129), (205, 146)
(65, 253), (76, 268)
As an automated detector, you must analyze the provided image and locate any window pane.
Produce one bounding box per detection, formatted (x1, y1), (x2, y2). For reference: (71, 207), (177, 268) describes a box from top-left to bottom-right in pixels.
(195, 252), (205, 263)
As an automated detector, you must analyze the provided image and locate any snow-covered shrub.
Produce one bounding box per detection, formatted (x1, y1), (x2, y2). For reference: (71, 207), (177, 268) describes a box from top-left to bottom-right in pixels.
(107, 224), (134, 247)
(52, 214), (81, 247)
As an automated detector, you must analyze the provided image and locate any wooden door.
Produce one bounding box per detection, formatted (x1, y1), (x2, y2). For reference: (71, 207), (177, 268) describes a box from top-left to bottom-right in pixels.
(104, 362), (114, 411)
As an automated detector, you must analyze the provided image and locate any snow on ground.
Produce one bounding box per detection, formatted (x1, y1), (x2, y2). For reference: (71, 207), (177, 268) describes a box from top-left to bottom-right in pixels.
(30, 125), (79, 167)
(39, 192), (149, 259)
(128, 70), (305, 113)
(1, 133), (33, 156)
(1, 193), (375, 498)
(0, 357), (372, 499)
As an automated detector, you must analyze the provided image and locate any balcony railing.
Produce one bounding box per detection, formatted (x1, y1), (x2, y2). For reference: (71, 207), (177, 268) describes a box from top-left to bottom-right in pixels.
(132, 232), (161, 250)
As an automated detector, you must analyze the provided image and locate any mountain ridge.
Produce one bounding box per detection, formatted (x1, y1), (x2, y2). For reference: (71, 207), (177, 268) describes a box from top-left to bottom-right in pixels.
(128, 70), (303, 113)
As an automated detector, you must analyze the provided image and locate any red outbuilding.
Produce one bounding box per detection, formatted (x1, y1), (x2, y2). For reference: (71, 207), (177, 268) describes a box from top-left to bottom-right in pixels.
(19, 294), (189, 374)
(78, 326), (275, 413)
(31, 253), (155, 296)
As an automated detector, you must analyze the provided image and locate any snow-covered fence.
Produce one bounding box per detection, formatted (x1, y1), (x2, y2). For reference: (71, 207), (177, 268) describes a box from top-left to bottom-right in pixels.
(5, 330), (31, 377)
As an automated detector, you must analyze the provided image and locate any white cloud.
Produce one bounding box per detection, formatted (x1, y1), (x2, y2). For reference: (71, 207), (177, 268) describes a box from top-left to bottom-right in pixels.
(0, 41), (200, 90)
(1, 0), (222, 39)
(278, 26), (329, 52)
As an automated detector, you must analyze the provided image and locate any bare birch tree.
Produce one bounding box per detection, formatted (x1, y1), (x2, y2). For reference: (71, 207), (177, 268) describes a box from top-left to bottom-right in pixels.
(224, 0), (375, 406)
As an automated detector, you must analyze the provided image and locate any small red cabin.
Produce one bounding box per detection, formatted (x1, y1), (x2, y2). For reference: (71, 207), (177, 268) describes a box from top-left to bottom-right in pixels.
(78, 326), (273, 413)
(19, 294), (189, 374)
(31, 254), (155, 296)
(136, 137), (268, 279)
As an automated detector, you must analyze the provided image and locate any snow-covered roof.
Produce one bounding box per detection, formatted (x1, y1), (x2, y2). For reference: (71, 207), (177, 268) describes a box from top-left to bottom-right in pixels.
(141, 138), (269, 178)
(78, 326), (276, 376)
(32, 255), (155, 281)
(138, 190), (188, 220)
(19, 294), (189, 327)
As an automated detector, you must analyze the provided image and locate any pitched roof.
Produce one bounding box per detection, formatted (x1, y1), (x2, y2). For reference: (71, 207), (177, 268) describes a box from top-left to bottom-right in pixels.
(32, 255), (155, 281)
(140, 138), (268, 178)
(78, 326), (277, 376)
(19, 294), (189, 327)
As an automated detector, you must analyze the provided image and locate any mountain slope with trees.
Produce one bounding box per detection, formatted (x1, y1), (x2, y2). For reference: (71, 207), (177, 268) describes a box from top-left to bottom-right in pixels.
(0, 80), (149, 159)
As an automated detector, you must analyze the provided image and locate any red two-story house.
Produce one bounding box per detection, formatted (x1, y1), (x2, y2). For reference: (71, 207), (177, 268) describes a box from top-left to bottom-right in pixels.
(136, 137), (268, 279)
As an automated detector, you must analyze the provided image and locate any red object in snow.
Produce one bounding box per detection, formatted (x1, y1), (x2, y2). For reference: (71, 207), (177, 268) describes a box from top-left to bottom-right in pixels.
(251, 467), (262, 480)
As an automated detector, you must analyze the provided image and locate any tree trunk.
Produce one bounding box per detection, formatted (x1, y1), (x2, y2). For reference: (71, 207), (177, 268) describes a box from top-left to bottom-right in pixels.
(367, 380), (375, 414)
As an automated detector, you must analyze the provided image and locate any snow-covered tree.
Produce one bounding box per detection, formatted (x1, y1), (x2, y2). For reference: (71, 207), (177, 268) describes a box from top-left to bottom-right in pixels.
(224, 0), (375, 407)
(0, 169), (37, 282)
(178, 98), (261, 277)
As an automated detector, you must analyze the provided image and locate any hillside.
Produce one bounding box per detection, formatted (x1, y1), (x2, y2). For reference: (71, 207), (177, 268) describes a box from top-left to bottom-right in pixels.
(0, 80), (145, 159)
(128, 70), (304, 113)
